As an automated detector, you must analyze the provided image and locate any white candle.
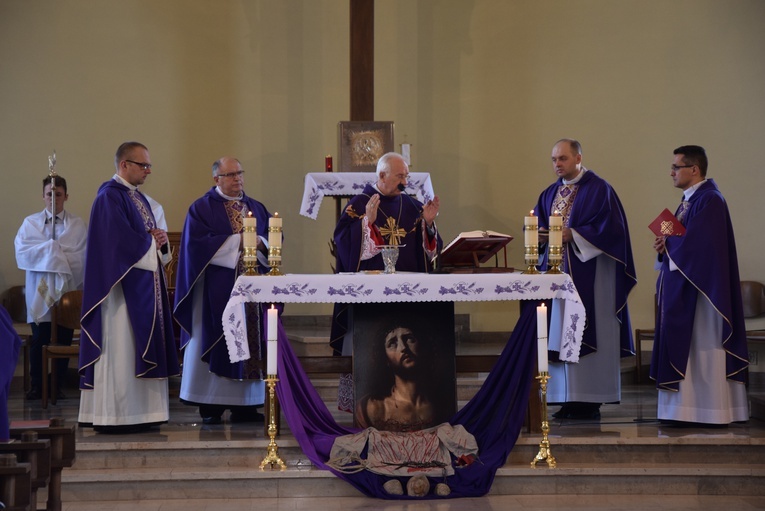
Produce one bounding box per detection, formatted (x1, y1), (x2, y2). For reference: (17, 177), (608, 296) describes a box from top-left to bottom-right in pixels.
(524, 210), (538, 247)
(537, 303), (548, 373)
(549, 211), (563, 249)
(401, 144), (411, 165)
(268, 214), (282, 249)
(242, 213), (257, 262)
(267, 305), (278, 375)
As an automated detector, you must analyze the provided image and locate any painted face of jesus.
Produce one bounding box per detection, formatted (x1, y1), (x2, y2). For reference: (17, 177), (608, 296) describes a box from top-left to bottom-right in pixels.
(384, 327), (420, 371)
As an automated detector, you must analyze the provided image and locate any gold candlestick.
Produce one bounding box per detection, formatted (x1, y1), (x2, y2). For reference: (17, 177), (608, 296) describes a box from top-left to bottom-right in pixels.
(531, 372), (557, 468)
(267, 245), (284, 276)
(242, 247), (260, 276)
(522, 244), (540, 274)
(259, 376), (286, 470)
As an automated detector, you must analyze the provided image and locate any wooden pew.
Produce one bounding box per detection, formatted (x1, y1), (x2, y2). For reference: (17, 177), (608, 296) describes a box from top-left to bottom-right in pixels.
(0, 453), (32, 511)
(0, 432), (51, 511)
(10, 418), (75, 511)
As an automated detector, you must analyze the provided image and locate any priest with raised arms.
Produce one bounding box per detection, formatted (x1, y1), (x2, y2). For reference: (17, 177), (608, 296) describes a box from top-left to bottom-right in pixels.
(331, 152), (442, 356)
(173, 156), (273, 424)
(78, 141), (180, 433)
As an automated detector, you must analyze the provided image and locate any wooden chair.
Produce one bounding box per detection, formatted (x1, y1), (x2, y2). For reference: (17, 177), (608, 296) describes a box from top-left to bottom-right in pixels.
(41, 290), (82, 409)
(742, 280), (765, 343)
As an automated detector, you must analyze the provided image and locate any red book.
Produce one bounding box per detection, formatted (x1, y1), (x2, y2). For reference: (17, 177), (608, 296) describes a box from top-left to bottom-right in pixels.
(649, 208), (686, 237)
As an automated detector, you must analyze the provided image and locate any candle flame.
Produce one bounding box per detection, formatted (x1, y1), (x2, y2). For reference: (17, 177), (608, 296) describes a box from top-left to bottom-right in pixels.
(529, 210), (534, 216)
(247, 211), (253, 217)
(553, 210), (560, 216)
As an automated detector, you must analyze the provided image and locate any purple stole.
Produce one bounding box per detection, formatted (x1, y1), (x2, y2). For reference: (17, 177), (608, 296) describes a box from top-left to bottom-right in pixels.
(173, 188), (272, 379)
(79, 179), (179, 389)
(534, 170), (636, 357)
(331, 184), (442, 354)
(650, 179), (748, 390)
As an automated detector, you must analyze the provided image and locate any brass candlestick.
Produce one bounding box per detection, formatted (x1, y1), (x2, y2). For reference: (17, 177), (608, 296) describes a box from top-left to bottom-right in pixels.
(522, 244), (540, 274)
(242, 247), (260, 276)
(531, 372), (557, 468)
(259, 376), (286, 470)
(267, 245), (284, 276)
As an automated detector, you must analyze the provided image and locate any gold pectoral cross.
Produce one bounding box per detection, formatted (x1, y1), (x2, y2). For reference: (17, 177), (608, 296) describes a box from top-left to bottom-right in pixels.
(379, 217), (406, 246)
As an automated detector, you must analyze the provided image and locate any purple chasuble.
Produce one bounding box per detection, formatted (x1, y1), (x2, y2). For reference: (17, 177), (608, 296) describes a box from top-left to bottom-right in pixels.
(534, 170), (636, 357)
(1, 305), (22, 441)
(650, 179), (748, 390)
(331, 184), (442, 354)
(174, 187), (274, 379)
(79, 179), (179, 389)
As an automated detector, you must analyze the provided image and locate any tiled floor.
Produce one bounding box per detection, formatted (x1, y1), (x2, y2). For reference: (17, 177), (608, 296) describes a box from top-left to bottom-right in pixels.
(7, 362), (765, 510)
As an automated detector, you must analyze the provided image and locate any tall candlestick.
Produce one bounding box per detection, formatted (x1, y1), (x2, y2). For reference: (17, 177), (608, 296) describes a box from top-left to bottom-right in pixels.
(537, 303), (548, 373)
(525, 210), (538, 247)
(325, 155), (333, 172)
(267, 305), (278, 375)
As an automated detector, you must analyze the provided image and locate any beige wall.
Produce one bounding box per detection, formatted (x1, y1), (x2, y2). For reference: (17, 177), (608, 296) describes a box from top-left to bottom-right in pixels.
(2, 1), (764, 337)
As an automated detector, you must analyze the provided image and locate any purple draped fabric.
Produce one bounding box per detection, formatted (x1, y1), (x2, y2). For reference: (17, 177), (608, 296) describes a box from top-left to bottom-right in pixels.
(173, 188), (272, 378)
(79, 179), (179, 389)
(534, 170), (636, 357)
(275, 301), (536, 498)
(650, 179), (748, 390)
(1, 305), (22, 442)
(330, 184), (442, 354)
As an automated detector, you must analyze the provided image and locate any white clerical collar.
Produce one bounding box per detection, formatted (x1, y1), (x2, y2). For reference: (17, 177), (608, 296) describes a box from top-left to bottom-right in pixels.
(215, 186), (243, 201)
(562, 167), (588, 185)
(683, 179), (707, 201)
(44, 210), (65, 223)
(113, 173), (138, 191)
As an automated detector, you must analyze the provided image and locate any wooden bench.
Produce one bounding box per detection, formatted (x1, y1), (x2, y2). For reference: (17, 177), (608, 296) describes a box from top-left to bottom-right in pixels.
(0, 453), (32, 511)
(10, 418), (76, 511)
(0, 432), (51, 511)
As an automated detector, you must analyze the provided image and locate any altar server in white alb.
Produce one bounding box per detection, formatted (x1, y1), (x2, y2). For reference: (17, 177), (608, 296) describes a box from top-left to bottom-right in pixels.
(15, 175), (87, 400)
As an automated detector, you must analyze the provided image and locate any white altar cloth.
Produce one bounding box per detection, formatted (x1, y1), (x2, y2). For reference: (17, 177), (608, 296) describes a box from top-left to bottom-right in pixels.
(299, 172), (435, 219)
(223, 271), (584, 364)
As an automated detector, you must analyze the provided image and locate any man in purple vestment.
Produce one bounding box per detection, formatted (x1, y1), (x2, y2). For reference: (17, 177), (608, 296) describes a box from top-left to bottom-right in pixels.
(650, 145), (748, 425)
(174, 156), (273, 424)
(78, 141), (180, 433)
(331, 152), (442, 355)
(534, 139), (636, 420)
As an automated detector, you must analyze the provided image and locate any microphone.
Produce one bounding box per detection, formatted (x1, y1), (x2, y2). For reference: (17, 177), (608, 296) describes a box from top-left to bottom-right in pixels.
(397, 183), (406, 192)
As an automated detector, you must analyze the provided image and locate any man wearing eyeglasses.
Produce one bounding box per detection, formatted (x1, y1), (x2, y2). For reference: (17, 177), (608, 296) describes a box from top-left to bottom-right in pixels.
(533, 139), (637, 420)
(78, 141), (180, 433)
(173, 156), (274, 424)
(14, 175), (87, 401)
(651, 145), (748, 426)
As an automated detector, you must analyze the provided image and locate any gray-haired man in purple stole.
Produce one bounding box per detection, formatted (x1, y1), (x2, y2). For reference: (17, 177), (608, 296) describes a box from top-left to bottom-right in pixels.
(650, 145), (748, 426)
(173, 156), (273, 424)
(78, 142), (180, 433)
(534, 139), (637, 420)
(331, 152), (442, 356)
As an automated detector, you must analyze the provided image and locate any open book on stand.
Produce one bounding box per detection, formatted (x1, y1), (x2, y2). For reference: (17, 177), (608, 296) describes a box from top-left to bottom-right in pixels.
(434, 230), (514, 273)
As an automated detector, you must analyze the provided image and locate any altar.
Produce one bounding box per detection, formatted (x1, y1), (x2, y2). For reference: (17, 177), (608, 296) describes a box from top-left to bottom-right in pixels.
(223, 271), (584, 364)
(221, 271), (584, 499)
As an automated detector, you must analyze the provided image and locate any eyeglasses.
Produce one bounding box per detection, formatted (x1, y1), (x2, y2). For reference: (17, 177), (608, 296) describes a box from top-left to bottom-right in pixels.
(217, 170), (245, 178)
(670, 164), (694, 171)
(125, 160), (152, 170)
